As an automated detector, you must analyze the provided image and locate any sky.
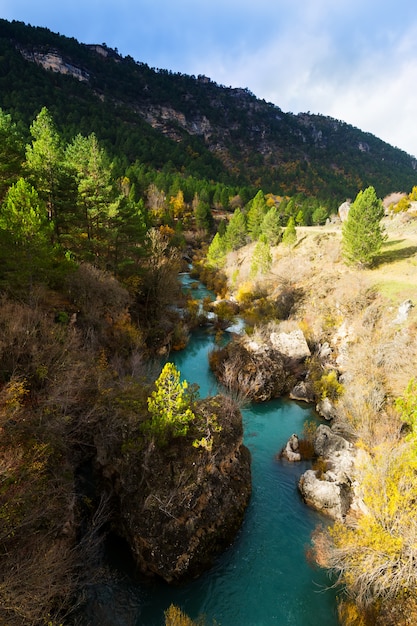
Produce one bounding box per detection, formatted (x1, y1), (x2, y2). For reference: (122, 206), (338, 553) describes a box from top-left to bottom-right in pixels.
(3, 0), (417, 157)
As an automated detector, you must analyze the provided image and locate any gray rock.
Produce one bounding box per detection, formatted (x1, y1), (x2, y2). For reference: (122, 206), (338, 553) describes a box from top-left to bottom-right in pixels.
(298, 470), (345, 519)
(393, 299), (414, 324)
(338, 201), (351, 222)
(299, 425), (357, 520)
(314, 424), (352, 457)
(290, 381), (315, 403)
(316, 397), (338, 421)
(281, 433), (301, 462)
(269, 329), (311, 360)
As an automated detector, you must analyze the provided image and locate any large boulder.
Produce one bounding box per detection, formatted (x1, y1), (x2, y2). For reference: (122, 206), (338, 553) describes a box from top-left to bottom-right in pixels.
(289, 380), (315, 403)
(316, 397), (338, 420)
(113, 395), (251, 583)
(338, 201), (351, 222)
(269, 329), (311, 360)
(313, 424), (352, 457)
(393, 299), (414, 324)
(210, 339), (288, 401)
(280, 433), (301, 462)
(298, 425), (357, 520)
(210, 329), (311, 402)
(298, 470), (348, 519)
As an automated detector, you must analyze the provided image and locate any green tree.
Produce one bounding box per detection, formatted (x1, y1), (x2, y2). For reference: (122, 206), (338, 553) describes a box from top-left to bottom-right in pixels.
(282, 216), (297, 247)
(311, 205), (328, 225)
(0, 178), (54, 293)
(25, 107), (68, 239)
(113, 178), (148, 276)
(0, 108), (24, 201)
(225, 208), (247, 250)
(147, 362), (197, 445)
(206, 232), (227, 267)
(65, 133), (119, 264)
(246, 190), (268, 240)
(342, 186), (385, 267)
(194, 194), (213, 232)
(295, 209), (305, 226)
(250, 235), (272, 278)
(260, 205), (282, 245)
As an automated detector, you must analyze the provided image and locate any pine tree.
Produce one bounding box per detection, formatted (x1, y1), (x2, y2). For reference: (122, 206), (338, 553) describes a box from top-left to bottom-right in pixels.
(194, 195), (213, 232)
(65, 132), (119, 264)
(282, 216), (297, 247)
(246, 190), (268, 240)
(147, 363), (196, 445)
(342, 186), (385, 267)
(25, 107), (69, 239)
(0, 178), (54, 293)
(206, 232), (227, 267)
(250, 235), (272, 278)
(0, 109), (24, 201)
(225, 208), (247, 250)
(260, 205), (282, 245)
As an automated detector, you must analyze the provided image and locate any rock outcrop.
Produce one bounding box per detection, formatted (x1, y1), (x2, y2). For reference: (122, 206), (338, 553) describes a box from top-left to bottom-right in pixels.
(298, 424), (358, 520)
(338, 201), (351, 222)
(113, 395), (251, 583)
(316, 397), (338, 420)
(280, 433), (301, 462)
(210, 328), (311, 402)
(269, 329), (311, 360)
(289, 380), (315, 403)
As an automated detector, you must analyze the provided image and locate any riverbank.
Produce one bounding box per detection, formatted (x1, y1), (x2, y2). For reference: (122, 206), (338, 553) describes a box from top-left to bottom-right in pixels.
(195, 213), (417, 625)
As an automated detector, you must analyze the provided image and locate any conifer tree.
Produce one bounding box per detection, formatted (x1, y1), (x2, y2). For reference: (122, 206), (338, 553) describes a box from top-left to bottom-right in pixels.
(342, 186), (385, 267)
(65, 132), (119, 264)
(260, 205), (282, 245)
(0, 108), (24, 200)
(0, 178), (54, 293)
(282, 216), (297, 247)
(246, 190), (268, 240)
(25, 107), (69, 240)
(194, 195), (213, 232)
(206, 232), (227, 267)
(224, 208), (247, 250)
(250, 235), (272, 277)
(147, 362), (196, 445)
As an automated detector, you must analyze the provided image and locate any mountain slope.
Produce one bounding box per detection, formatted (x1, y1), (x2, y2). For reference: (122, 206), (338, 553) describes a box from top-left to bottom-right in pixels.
(0, 18), (416, 200)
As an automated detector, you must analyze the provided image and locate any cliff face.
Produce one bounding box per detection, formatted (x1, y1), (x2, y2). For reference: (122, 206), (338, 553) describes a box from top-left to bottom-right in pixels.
(2, 18), (416, 198)
(112, 395), (251, 583)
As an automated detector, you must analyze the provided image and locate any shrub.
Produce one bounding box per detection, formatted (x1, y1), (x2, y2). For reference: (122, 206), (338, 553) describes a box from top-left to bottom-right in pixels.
(314, 370), (344, 401)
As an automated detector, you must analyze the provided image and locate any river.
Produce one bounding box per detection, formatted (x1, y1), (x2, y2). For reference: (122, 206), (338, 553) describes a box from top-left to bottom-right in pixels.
(136, 274), (339, 625)
(87, 275), (340, 625)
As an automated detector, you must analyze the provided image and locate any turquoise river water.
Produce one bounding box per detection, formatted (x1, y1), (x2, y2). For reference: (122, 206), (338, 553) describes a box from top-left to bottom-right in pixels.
(135, 275), (339, 625)
(88, 275), (340, 625)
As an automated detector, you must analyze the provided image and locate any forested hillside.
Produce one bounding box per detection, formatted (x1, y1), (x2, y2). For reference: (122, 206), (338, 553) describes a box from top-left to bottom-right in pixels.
(1, 18), (416, 203)
(1, 16), (417, 626)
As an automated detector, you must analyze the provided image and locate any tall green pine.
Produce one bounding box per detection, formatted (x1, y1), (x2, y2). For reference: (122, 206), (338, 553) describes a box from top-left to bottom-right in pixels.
(342, 186), (385, 267)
